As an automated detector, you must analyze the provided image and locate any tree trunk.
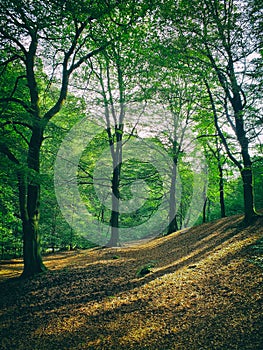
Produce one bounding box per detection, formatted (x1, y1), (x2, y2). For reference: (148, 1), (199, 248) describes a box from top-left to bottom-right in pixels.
(218, 162), (226, 218)
(20, 126), (47, 278)
(167, 159), (178, 234)
(241, 167), (255, 224)
(232, 93), (256, 224)
(202, 197), (207, 223)
(21, 215), (46, 278)
(69, 227), (74, 251)
(107, 125), (123, 247)
(205, 77), (256, 225)
(108, 162), (121, 247)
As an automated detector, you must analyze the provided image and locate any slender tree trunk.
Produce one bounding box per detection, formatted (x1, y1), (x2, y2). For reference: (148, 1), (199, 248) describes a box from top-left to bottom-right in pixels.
(179, 202), (183, 230)
(21, 126), (46, 278)
(202, 197), (208, 223)
(240, 156), (255, 223)
(69, 227), (74, 251)
(202, 172), (208, 224)
(108, 160), (121, 246)
(167, 159), (178, 234)
(218, 162), (226, 218)
(107, 125), (123, 247)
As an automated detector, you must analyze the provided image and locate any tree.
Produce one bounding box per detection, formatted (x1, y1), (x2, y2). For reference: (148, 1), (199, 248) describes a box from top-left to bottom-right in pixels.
(165, 0), (262, 223)
(0, 0), (118, 277)
(78, 10), (153, 246)
(155, 73), (202, 234)
(199, 132), (227, 220)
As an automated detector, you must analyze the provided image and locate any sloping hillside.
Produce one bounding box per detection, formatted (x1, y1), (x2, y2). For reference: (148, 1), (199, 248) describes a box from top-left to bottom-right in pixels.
(0, 215), (263, 350)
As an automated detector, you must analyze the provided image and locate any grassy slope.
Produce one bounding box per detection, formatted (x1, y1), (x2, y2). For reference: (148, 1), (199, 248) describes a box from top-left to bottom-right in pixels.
(0, 215), (263, 350)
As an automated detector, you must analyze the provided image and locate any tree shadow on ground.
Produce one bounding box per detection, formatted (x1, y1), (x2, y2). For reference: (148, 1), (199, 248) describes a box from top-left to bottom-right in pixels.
(0, 215), (262, 350)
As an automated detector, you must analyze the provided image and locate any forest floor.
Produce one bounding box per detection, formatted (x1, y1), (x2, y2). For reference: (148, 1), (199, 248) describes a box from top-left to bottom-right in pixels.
(0, 215), (263, 350)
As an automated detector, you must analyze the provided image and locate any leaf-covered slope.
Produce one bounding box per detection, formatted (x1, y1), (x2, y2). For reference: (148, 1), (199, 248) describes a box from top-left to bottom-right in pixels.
(0, 215), (263, 350)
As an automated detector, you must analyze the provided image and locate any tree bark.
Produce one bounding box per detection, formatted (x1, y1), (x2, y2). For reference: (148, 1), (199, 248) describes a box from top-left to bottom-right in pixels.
(108, 166), (120, 247)
(21, 125), (47, 278)
(241, 167), (255, 224)
(107, 125), (123, 247)
(232, 93), (256, 223)
(202, 197), (208, 223)
(167, 159), (178, 234)
(218, 162), (226, 218)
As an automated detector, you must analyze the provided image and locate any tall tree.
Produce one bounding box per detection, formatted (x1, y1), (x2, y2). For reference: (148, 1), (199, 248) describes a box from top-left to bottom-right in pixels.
(156, 74), (201, 234)
(0, 0), (118, 276)
(79, 8), (152, 246)
(165, 0), (262, 223)
(199, 132), (227, 220)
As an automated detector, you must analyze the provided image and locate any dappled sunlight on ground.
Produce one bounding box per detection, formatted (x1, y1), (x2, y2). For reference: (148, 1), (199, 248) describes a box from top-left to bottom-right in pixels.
(0, 215), (263, 349)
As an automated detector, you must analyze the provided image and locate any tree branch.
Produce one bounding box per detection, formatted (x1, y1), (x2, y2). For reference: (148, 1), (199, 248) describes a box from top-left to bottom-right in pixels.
(0, 144), (20, 164)
(0, 120), (33, 130)
(0, 97), (32, 113)
(0, 54), (21, 67)
(12, 124), (30, 145)
(204, 79), (242, 171)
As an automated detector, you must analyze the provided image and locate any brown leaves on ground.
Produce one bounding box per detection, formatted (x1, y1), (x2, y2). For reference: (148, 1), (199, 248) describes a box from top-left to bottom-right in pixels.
(0, 215), (263, 350)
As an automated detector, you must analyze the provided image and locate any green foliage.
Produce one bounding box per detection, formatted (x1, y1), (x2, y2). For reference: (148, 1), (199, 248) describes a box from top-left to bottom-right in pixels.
(0, 168), (22, 259)
(112, 255), (120, 259)
(136, 261), (156, 277)
(78, 132), (165, 242)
